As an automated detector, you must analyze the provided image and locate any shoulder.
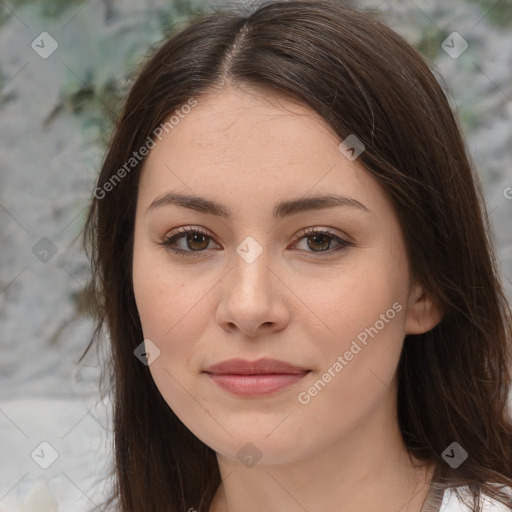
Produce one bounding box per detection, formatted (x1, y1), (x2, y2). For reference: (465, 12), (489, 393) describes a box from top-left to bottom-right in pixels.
(441, 485), (512, 512)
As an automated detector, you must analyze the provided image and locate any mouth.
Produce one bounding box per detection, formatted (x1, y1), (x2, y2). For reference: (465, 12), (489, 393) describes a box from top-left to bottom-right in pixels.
(203, 358), (311, 397)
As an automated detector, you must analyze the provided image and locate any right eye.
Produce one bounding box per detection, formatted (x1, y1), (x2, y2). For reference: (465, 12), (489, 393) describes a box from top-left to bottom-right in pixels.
(158, 226), (219, 258)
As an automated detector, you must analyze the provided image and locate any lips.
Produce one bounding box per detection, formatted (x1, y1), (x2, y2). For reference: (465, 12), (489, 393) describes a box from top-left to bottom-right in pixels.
(203, 357), (310, 375)
(203, 358), (311, 396)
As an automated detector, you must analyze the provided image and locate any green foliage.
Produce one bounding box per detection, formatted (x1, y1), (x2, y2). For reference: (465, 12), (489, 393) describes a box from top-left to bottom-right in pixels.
(2, 0), (84, 19)
(416, 24), (444, 61)
(58, 1), (207, 141)
(470, 0), (512, 27)
(1, 0), (207, 144)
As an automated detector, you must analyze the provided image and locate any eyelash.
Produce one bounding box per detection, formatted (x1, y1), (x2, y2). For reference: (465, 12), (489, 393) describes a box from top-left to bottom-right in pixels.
(157, 225), (353, 259)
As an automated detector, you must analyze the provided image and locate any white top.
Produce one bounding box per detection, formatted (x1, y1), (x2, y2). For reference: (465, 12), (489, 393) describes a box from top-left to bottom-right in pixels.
(440, 486), (512, 511)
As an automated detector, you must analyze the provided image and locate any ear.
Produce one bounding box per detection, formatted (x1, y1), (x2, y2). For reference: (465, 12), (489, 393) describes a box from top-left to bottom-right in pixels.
(405, 280), (444, 335)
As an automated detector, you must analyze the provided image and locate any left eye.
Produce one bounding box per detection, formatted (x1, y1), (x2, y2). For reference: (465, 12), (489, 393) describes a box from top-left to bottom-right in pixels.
(293, 228), (352, 256)
(158, 226), (353, 259)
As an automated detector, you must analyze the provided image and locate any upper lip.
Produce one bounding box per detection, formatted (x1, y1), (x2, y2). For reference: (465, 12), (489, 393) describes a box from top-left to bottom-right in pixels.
(203, 358), (310, 375)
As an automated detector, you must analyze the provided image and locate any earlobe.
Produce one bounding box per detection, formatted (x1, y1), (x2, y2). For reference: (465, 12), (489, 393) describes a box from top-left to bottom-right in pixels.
(405, 283), (444, 335)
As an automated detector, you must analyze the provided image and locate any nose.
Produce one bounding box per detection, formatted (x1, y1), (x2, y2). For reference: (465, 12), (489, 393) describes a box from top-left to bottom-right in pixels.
(215, 244), (291, 338)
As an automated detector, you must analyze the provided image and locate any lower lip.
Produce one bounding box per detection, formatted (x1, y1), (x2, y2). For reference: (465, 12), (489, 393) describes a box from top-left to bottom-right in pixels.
(205, 372), (310, 396)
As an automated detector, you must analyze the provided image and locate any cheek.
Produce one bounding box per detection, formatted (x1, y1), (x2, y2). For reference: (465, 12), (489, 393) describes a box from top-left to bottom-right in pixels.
(307, 288), (406, 392)
(293, 250), (408, 344)
(132, 261), (212, 421)
(134, 268), (211, 349)
(295, 246), (409, 397)
(294, 286), (406, 442)
(133, 238), (208, 339)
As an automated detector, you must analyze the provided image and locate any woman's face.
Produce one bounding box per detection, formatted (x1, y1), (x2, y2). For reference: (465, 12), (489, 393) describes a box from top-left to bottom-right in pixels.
(132, 86), (438, 465)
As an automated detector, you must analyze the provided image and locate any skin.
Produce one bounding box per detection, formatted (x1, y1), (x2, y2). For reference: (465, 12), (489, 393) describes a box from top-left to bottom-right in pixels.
(132, 85), (443, 512)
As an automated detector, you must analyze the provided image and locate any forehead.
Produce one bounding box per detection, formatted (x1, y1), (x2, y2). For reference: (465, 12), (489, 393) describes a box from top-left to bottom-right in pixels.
(137, 87), (385, 218)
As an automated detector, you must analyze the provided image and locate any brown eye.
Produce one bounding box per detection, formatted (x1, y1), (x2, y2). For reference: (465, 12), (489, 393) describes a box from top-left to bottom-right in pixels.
(305, 233), (332, 252)
(292, 227), (353, 257)
(184, 232), (210, 251)
(158, 226), (217, 258)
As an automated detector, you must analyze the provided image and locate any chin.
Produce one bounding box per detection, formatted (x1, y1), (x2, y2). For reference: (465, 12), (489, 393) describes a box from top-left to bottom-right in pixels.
(195, 430), (312, 467)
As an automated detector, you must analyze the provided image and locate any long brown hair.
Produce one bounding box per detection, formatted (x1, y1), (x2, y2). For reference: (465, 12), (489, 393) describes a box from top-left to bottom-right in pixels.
(81, 1), (512, 510)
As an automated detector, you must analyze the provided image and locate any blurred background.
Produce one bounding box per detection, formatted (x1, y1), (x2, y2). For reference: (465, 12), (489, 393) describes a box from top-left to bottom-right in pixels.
(0, 0), (511, 510)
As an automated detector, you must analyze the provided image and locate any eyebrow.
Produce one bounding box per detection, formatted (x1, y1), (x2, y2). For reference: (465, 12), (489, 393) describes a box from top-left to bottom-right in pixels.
(146, 192), (369, 218)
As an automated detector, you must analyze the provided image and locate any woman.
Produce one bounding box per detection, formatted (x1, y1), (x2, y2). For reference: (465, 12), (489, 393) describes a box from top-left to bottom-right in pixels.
(82, 0), (512, 510)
